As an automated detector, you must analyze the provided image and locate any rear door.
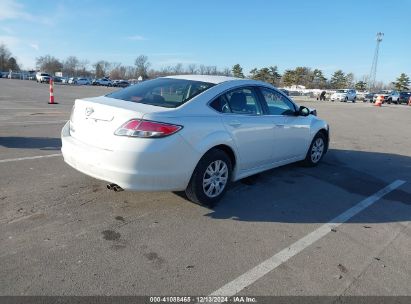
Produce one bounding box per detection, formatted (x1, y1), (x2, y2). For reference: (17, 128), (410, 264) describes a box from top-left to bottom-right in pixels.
(218, 87), (275, 171)
(258, 87), (311, 162)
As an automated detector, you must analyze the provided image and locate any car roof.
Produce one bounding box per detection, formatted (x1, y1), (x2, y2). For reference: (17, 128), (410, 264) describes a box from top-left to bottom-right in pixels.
(163, 74), (245, 84)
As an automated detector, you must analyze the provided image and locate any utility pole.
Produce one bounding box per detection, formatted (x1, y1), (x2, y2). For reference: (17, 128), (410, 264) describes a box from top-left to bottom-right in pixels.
(368, 32), (384, 90)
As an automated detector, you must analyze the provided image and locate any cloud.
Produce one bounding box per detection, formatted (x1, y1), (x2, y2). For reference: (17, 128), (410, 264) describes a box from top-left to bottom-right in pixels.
(0, 0), (53, 25)
(29, 43), (39, 51)
(126, 35), (147, 41)
(0, 26), (14, 34)
(0, 0), (33, 21)
(0, 35), (20, 47)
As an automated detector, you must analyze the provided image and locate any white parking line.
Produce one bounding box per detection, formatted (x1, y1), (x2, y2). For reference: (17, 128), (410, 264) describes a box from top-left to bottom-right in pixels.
(0, 120), (67, 126)
(0, 153), (61, 163)
(210, 179), (406, 297)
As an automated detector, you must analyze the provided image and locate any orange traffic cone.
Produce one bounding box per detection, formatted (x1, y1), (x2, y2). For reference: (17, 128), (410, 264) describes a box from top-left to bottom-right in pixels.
(374, 95), (383, 107)
(408, 96), (411, 106)
(48, 78), (58, 104)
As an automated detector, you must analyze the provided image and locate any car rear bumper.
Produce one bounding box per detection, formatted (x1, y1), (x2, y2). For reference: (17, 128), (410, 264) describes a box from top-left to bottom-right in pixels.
(61, 121), (199, 191)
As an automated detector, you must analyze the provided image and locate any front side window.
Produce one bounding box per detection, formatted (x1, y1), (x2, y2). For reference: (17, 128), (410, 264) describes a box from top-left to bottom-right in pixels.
(260, 88), (296, 115)
(107, 78), (214, 108)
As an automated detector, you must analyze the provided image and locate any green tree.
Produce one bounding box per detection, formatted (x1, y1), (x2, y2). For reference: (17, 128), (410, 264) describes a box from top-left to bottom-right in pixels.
(355, 81), (367, 91)
(249, 66), (281, 86)
(231, 64), (244, 78)
(282, 69), (296, 87)
(293, 67), (312, 86)
(392, 73), (410, 91)
(330, 70), (347, 89)
(311, 69), (327, 89)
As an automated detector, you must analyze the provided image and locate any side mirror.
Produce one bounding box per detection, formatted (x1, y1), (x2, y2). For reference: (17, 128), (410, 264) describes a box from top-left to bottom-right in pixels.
(298, 106), (310, 116)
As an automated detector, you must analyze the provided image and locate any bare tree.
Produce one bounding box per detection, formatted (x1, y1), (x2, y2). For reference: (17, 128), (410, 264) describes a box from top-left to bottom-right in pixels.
(172, 63), (183, 75)
(63, 56), (79, 77)
(187, 64), (197, 74)
(93, 60), (111, 78)
(134, 55), (150, 79)
(36, 55), (63, 75)
(221, 67), (232, 76)
(125, 66), (136, 79)
(0, 43), (12, 71)
(198, 65), (206, 75)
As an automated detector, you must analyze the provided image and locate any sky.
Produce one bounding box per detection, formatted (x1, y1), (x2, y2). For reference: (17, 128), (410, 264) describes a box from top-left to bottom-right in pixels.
(0, 0), (410, 82)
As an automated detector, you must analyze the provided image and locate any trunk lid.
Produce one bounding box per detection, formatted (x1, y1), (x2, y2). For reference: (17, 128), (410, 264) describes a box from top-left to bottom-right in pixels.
(69, 96), (171, 150)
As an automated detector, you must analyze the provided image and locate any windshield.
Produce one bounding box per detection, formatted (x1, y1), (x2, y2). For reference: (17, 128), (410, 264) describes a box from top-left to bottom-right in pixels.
(377, 90), (389, 94)
(336, 90), (348, 93)
(107, 78), (215, 108)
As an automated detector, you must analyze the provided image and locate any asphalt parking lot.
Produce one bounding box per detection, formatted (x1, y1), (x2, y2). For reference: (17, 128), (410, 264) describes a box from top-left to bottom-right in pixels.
(0, 79), (410, 297)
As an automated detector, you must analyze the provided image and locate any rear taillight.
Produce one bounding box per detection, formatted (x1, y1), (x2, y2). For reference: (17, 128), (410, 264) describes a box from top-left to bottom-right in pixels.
(115, 119), (182, 138)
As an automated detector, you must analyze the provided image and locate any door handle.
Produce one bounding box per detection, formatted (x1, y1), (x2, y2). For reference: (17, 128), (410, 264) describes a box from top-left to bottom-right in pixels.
(229, 120), (241, 127)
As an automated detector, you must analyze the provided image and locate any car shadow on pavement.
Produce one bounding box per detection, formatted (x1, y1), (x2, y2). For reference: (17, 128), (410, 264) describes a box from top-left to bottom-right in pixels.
(0, 136), (61, 150)
(204, 149), (411, 223)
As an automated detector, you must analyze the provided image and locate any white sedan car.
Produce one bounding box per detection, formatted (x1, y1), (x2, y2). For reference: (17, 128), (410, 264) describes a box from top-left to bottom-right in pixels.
(62, 75), (329, 206)
(330, 89), (357, 102)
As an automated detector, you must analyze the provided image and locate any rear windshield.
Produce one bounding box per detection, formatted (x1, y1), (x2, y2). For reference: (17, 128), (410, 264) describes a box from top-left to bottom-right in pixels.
(107, 78), (215, 108)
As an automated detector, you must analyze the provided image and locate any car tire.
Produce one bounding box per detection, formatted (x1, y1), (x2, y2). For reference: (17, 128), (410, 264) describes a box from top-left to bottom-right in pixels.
(353, 97), (356, 103)
(344, 97), (348, 102)
(387, 98), (391, 104)
(185, 149), (232, 207)
(302, 132), (327, 167)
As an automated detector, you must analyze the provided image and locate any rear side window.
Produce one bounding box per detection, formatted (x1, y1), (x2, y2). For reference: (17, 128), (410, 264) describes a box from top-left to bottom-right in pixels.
(107, 78), (214, 108)
(210, 96), (231, 113)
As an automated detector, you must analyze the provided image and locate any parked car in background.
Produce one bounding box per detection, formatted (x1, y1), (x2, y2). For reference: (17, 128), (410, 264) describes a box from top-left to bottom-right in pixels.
(68, 77), (77, 84)
(93, 78), (113, 86)
(61, 77), (69, 84)
(53, 76), (63, 83)
(279, 88), (289, 96)
(399, 91), (411, 104)
(36, 72), (51, 83)
(113, 80), (130, 88)
(356, 91), (367, 101)
(363, 92), (376, 102)
(373, 90), (391, 103)
(330, 89), (357, 102)
(386, 90), (400, 104)
(75, 78), (91, 85)
(61, 75), (329, 206)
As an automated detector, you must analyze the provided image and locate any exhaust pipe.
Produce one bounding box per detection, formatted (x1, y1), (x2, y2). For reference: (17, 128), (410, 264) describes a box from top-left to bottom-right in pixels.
(107, 183), (123, 192)
(113, 185), (123, 192)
